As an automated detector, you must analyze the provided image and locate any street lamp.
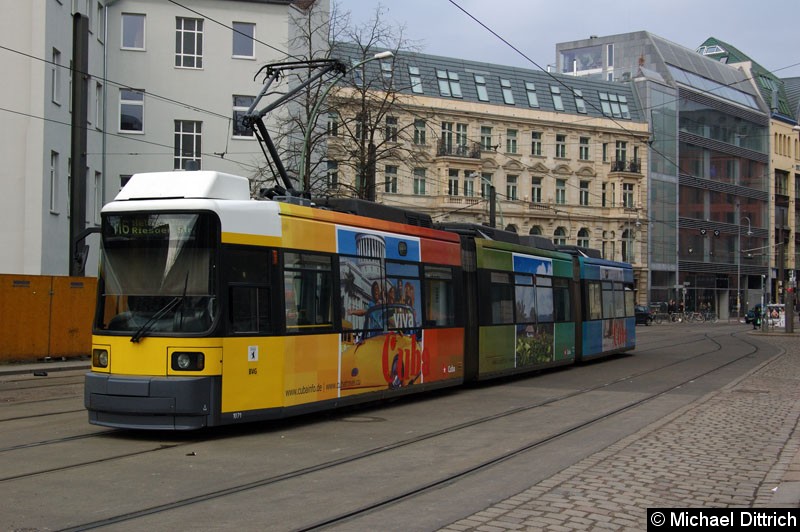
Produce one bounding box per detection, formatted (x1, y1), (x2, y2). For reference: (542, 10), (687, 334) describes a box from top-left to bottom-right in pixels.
(298, 50), (393, 196)
(737, 215), (751, 318)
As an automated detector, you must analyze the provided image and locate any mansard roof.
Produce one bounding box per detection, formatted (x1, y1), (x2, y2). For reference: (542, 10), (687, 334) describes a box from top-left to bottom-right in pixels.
(332, 41), (644, 123)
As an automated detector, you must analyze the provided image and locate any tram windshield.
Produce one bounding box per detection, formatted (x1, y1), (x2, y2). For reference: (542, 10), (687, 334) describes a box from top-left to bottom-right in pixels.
(95, 212), (218, 336)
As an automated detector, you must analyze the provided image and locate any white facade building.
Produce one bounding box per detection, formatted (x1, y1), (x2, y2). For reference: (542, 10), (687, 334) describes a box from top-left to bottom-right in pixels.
(0, 0), (318, 276)
(0, 0), (107, 275)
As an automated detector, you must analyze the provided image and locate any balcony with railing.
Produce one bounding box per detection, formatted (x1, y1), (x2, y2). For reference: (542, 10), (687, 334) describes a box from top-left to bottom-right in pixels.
(436, 140), (482, 159)
(610, 158), (642, 174)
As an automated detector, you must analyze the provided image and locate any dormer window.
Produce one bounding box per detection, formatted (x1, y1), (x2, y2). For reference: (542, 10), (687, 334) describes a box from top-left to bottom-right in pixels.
(500, 78), (514, 105)
(437, 69), (462, 98)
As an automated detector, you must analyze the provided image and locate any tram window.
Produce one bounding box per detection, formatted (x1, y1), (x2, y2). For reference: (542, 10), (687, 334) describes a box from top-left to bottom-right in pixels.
(553, 278), (571, 322)
(424, 265), (455, 327)
(230, 286), (269, 333)
(284, 252), (333, 330)
(613, 282), (626, 318)
(490, 271), (514, 324)
(535, 276), (554, 322)
(601, 281), (615, 319)
(587, 281), (602, 320)
(385, 262), (422, 331)
(624, 287), (635, 317)
(225, 247), (269, 284)
(225, 247), (271, 334)
(340, 256), (385, 332)
(515, 275), (536, 324)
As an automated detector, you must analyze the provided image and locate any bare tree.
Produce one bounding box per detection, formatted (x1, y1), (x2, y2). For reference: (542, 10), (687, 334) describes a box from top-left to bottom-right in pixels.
(250, 1), (426, 200)
(327, 5), (425, 200)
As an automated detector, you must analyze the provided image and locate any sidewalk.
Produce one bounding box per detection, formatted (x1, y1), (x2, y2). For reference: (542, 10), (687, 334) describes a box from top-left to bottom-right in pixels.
(440, 333), (800, 531)
(0, 357), (90, 376)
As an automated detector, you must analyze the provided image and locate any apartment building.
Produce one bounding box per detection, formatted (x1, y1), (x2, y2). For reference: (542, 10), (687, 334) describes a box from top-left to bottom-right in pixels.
(327, 43), (651, 299)
(1, 0), (317, 276)
(0, 0), (106, 275)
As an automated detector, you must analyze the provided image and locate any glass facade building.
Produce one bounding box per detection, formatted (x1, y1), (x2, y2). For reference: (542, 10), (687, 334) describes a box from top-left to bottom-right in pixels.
(556, 32), (770, 317)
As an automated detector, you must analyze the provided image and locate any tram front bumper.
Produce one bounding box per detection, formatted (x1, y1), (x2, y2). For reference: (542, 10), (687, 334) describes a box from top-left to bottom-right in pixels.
(84, 372), (220, 430)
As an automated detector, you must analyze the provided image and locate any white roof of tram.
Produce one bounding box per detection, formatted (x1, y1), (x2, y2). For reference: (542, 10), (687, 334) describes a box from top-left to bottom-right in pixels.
(115, 171), (251, 201)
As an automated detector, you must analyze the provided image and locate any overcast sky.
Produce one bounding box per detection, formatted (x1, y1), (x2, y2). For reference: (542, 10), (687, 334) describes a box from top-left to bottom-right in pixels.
(332, 0), (800, 79)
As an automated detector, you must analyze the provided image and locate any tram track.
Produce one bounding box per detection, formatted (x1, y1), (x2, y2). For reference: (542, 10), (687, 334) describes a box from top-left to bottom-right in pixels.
(0, 328), (726, 473)
(48, 329), (766, 531)
(302, 331), (767, 530)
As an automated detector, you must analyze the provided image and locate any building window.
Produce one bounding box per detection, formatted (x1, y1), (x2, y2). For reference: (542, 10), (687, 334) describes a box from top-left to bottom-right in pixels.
(119, 89), (144, 132)
(506, 175), (518, 200)
(351, 59), (364, 86)
(448, 169), (459, 196)
(622, 229), (633, 262)
(616, 140), (628, 163)
(464, 171), (475, 197)
(413, 168), (426, 195)
(579, 137), (590, 160)
(408, 66), (423, 94)
(506, 129), (518, 154)
(175, 17), (203, 69)
(95, 82), (103, 130)
(51, 48), (61, 104)
(232, 22), (255, 58)
(531, 132), (543, 156)
(232, 95), (255, 137)
(551, 86), (564, 111)
(525, 81), (539, 107)
(574, 89), (587, 114)
(554, 227), (567, 246)
(381, 61), (393, 88)
(413, 119), (426, 145)
(326, 161), (338, 189)
(481, 173), (493, 198)
(94, 171), (102, 224)
(577, 228), (590, 248)
(96, 2), (105, 41)
(385, 116), (398, 142)
(441, 121), (453, 152)
(623, 183), (634, 208)
(556, 179), (566, 204)
(602, 183), (607, 207)
(481, 126), (493, 151)
(384, 165), (397, 193)
(599, 92), (630, 119)
(475, 75), (489, 101)
(531, 178), (542, 203)
(579, 181), (590, 205)
(555, 134), (567, 158)
(355, 114), (367, 141)
(437, 70), (462, 97)
(50, 151), (59, 213)
(174, 120), (202, 170)
(456, 123), (468, 153)
(602, 142), (608, 162)
(500, 78), (514, 105)
(121, 13), (145, 50)
(327, 112), (339, 136)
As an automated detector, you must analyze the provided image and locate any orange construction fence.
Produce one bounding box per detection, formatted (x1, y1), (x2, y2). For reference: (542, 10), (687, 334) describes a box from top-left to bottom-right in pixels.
(0, 274), (97, 363)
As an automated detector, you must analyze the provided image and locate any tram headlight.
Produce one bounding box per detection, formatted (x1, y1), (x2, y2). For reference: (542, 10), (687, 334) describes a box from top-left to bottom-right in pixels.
(171, 351), (205, 371)
(92, 348), (109, 368)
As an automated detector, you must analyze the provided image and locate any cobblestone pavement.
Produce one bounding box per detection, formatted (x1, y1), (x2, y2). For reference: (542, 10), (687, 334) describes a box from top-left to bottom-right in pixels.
(440, 334), (800, 532)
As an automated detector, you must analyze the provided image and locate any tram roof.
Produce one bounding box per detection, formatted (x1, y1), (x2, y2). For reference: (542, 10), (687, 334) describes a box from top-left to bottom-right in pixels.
(115, 171), (251, 202)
